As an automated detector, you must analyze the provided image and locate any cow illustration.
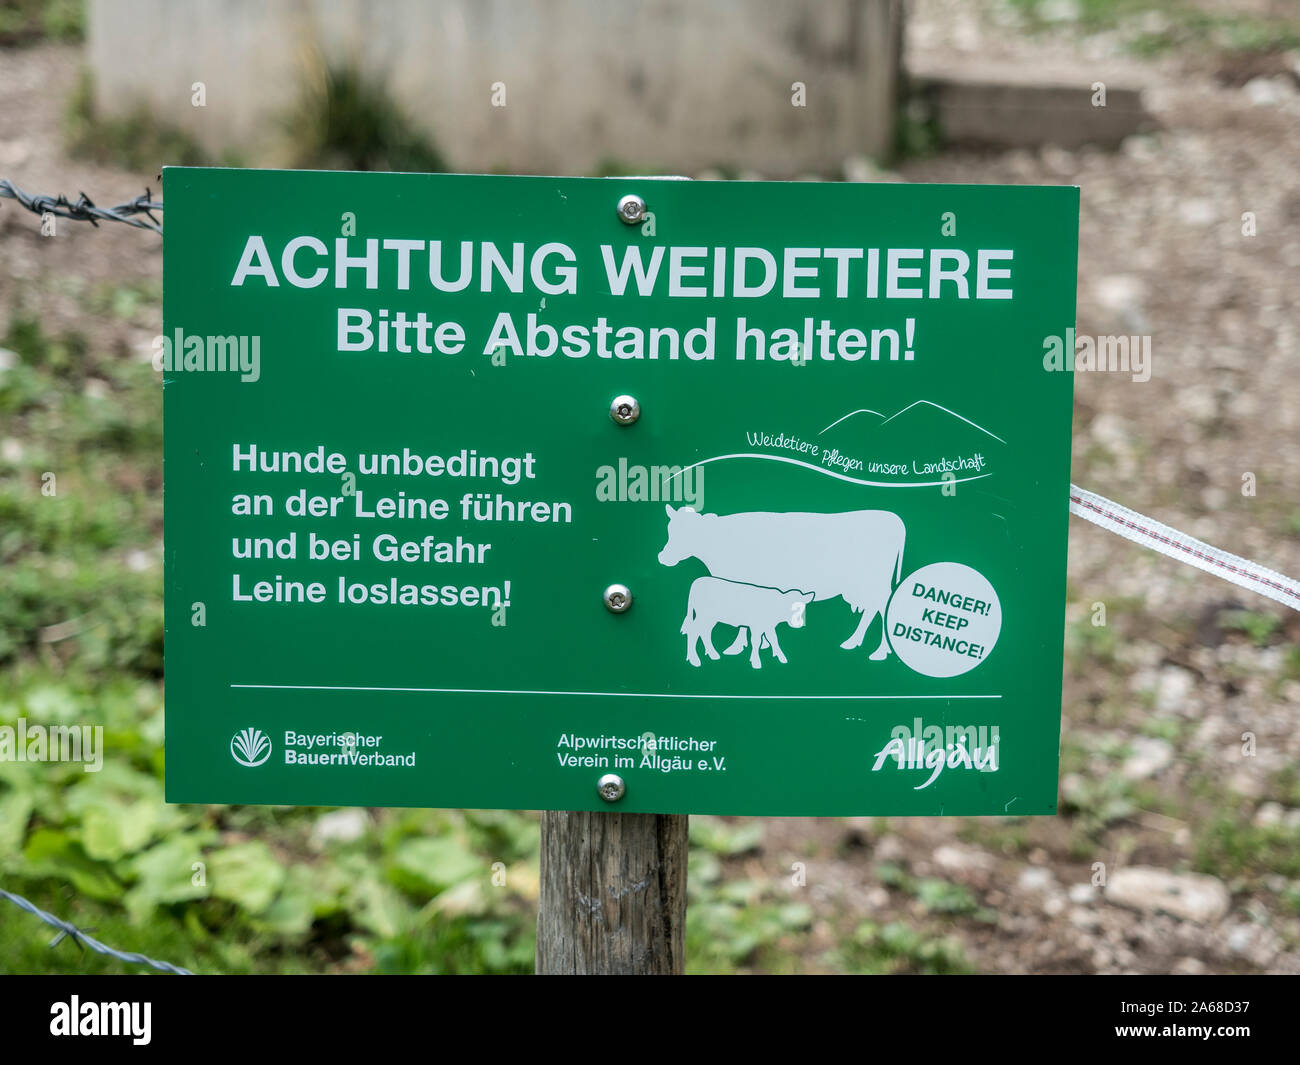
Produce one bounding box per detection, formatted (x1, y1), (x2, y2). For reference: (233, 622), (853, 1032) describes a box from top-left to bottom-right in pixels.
(659, 505), (905, 660)
(681, 576), (813, 669)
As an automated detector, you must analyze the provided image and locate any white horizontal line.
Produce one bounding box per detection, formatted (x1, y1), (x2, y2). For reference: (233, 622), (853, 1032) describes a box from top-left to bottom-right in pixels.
(230, 684), (999, 700)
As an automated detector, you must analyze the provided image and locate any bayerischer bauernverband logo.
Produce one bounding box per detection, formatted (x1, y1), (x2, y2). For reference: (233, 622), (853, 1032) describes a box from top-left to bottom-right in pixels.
(230, 727), (272, 767)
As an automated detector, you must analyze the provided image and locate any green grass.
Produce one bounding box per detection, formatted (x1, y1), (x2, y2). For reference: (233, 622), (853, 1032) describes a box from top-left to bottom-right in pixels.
(1268, 767), (1300, 808)
(64, 70), (210, 172)
(1005, 0), (1300, 56)
(684, 846), (814, 973)
(0, 311), (163, 673)
(1283, 647), (1300, 684)
(1064, 614), (1121, 670)
(876, 862), (995, 920)
(957, 817), (1032, 857)
(1218, 608), (1282, 648)
(1194, 817), (1300, 881)
(828, 919), (973, 975)
(0, 0), (83, 47)
(1058, 768), (1141, 842)
(285, 62), (445, 173)
(65, 54), (449, 175)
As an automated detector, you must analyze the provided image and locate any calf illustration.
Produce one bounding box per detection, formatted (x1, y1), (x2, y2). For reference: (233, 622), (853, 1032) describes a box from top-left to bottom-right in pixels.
(659, 505), (905, 660)
(682, 576), (812, 669)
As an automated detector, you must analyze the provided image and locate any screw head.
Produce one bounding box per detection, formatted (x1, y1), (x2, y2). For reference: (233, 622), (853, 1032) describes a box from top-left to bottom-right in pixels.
(603, 583), (632, 613)
(610, 394), (640, 425)
(617, 194), (646, 224)
(597, 773), (626, 802)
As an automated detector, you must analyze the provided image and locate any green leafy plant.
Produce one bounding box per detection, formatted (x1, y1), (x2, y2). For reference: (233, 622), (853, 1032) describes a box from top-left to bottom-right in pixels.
(1218, 608), (1281, 647)
(876, 862), (994, 920)
(0, 0), (84, 46)
(1195, 817), (1300, 881)
(829, 920), (973, 975)
(64, 70), (209, 171)
(285, 61), (445, 173)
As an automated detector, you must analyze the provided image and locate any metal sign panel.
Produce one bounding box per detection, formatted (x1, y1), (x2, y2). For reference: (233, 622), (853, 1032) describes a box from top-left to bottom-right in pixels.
(163, 167), (1077, 815)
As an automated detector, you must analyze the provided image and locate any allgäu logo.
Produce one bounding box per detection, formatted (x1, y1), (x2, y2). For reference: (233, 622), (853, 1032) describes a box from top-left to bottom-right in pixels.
(230, 727), (272, 767)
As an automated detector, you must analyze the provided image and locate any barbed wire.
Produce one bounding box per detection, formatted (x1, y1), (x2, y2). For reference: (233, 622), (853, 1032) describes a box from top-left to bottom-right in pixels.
(0, 887), (193, 975)
(0, 178), (163, 233)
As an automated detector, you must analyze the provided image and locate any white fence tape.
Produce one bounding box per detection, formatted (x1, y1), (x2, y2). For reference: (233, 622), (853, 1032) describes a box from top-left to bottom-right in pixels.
(1069, 484), (1300, 614)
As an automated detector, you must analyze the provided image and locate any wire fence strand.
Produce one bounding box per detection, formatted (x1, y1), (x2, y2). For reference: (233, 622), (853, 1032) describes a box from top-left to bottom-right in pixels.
(0, 888), (193, 975)
(0, 178), (163, 233)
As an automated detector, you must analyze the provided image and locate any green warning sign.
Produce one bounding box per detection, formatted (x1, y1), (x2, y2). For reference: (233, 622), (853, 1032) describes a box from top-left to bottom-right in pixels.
(163, 167), (1078, 815)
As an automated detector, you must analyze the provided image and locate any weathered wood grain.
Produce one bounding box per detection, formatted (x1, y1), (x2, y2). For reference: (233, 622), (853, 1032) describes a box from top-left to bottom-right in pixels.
(536, 811), (688, 975)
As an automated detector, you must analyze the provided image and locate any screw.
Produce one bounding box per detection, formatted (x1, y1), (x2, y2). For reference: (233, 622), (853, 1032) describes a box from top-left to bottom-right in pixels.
(597, 773), (626, 802)
(610, 394), (640, 425)
(604, 583), (632, 613)
(617, 194), (646, 224)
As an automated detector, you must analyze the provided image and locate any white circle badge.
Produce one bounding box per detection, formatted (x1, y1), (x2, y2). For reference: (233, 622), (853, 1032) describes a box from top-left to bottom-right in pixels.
(886, 562), (1002, 678)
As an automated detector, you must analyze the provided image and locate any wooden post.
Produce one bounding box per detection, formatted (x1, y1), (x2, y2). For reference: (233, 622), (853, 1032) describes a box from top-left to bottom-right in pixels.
(536, 811), (688, 974)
